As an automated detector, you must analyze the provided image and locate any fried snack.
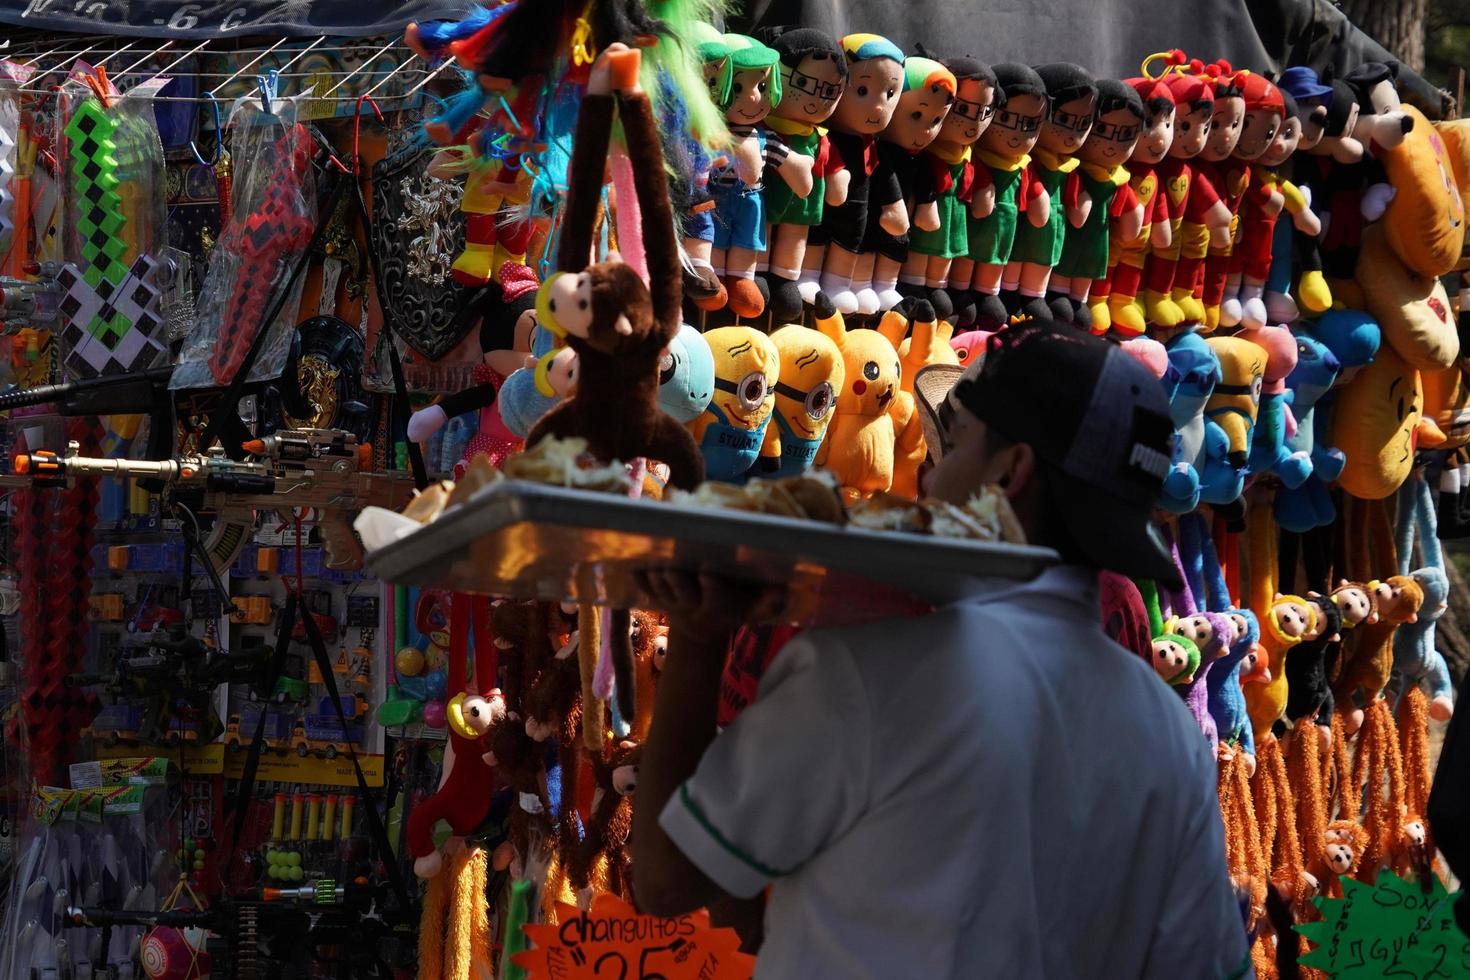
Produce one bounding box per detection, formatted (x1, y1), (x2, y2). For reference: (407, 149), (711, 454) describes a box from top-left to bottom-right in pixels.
(402, 480), (455, 524)
(773, 472), (847, 525)
(446, 455), (503, 508)
(501, 436), (633, 493)
(963, 487), (1027, 544)
(847, 493), (932, 534)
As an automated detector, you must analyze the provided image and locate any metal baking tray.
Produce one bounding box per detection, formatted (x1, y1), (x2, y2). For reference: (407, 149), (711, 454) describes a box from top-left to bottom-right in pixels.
(366, 481), (1059, 625)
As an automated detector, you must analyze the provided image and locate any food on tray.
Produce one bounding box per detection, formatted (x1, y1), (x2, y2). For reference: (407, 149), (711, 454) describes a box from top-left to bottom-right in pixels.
(500, 436), (633, 493)
(845, 486), (1024, 543)
(402, 480), (455, 525)
(669, 471), (847, 525)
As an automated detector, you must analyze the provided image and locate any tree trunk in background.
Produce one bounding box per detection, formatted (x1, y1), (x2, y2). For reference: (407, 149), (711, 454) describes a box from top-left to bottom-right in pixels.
(1440, 557), (1470, 685)
(1342, 0), (1429, 72)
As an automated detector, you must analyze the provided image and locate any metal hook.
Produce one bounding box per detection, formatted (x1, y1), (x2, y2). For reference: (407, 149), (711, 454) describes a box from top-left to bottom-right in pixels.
(329, 93), (385, 176)
(189, 90), (223, 167)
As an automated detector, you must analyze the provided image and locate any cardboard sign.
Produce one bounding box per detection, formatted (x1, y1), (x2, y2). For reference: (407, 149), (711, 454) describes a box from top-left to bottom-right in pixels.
(513, 893), (755, 980)
(1298, 871), (1470, 978)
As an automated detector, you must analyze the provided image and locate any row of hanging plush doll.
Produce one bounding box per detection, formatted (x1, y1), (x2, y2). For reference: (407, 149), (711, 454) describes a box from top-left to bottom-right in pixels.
(394, 8), (1470, 972)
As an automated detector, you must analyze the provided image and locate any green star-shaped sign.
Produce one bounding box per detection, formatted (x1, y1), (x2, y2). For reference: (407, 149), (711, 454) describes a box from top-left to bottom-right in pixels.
(1298, 870), (1470, 978)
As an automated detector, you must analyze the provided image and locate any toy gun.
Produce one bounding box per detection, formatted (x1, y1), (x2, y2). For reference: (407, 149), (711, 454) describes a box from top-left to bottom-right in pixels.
(68, 628), (274, 743)
(68, 877), (415, 979)
(0, 363), (175, 462)
(16, 428), (417, 570)
(0, 263), (62, 330)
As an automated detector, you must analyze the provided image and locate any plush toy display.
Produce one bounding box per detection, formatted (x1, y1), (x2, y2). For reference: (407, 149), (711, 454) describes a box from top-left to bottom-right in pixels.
(957, 63), (1048, 330)
(525, 47), (705, 493)
(689, 325), (781, 481)
(814, 34), (906, 315)
(369, 17), (1470, 957)
(813, 297), (904, 501)
(1093, 73), (1174, 337)
(1051, 79), (1145, 333)
(1227, 91), (1321, 330)
(1006, 63), (1095, 324)
(759, 323), (844, 477)
(407, 595), (503, 879)
(903, 58), (997, 323)
(707, 34), (783, 318)
(759, 27), (849, 320)
(862, 57), (957, 312)
(1142, 62), (1219, 328)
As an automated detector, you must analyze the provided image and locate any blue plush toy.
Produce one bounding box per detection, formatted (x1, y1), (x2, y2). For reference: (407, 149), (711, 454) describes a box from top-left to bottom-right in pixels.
(1185, 512), (1259, 758)
(500, 325), (574, 439)
(657, 323), (716, 424)
(1160, 332), (1223, 513)
(1275, 329), (1345, 532)
(1391, 472), (1457, 720)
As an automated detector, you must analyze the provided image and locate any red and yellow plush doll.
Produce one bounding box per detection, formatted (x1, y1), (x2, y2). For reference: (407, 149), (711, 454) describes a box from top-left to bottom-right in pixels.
(1142, 60), (1220, 329)
(1227, 91), (1320, 330)
(408, 594), (503, 879)
(1050, 78), (1146, 333)
(1212, 71), (1284, 330)
(1174, 60), (1244, 331)
(1092, 73), (1174, 337)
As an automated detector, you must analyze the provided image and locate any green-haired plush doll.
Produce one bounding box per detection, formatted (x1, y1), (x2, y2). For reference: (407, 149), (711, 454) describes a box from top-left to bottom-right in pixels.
(684, 25), (734, 311)
(707, 34), (782, 319)
(1139, 579), (1203, 685)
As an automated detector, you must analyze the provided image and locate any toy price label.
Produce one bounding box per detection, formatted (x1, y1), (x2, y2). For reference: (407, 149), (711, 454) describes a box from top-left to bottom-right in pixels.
(515, 894), (754, 980)
(1299, 871), (1470, 978)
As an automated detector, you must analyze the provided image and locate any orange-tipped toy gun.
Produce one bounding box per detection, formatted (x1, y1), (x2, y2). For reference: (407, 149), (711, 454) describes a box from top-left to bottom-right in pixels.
(17, 427), (416, 570)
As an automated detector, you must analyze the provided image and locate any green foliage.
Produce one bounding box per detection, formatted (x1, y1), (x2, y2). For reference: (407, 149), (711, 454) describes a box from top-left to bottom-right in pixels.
(1428, 0), (1470, 93)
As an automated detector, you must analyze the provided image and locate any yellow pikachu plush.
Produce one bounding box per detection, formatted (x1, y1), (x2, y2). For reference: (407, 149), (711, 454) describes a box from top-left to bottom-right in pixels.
(757, 324), (845, 479)
(891, 300), (957, 497)
(688, 326), (780, 482)
(813, 298), (904, 502)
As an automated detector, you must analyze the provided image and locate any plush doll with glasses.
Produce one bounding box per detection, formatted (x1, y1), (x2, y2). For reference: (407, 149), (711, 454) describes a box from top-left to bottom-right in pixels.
(1051, 79), (1146, 332)
(1089, 74), (1174, 337)
(1005, 63), (1097, 324)
(757, 27), (849, 322)
(955, 63), (1048, 330)
(902, 57), (997, 325)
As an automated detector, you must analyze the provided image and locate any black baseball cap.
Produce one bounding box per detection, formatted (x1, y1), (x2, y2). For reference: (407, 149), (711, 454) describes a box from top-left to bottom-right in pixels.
(915, 324), (1180, 588)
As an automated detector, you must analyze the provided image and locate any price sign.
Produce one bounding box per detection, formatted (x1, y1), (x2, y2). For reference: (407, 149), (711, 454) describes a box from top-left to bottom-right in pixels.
(514, 893), (755, 980)
(1298, 871), (1470, 979)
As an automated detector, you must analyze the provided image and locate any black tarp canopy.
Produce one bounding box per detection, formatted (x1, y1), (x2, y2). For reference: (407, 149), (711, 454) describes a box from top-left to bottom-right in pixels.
(0, 0), (1448, 116)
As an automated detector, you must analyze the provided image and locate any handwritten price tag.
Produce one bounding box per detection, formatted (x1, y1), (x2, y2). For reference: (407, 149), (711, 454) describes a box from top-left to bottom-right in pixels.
(1298, 870), (1470, 979)
(513, 893), (755, 980)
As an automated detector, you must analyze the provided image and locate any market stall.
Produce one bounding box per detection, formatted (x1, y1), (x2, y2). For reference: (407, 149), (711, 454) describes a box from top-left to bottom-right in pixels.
(0, 1), (1464, 977)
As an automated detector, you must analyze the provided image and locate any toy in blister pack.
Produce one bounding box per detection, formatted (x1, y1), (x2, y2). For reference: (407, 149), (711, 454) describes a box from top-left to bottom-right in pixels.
(57, 69), (171, 381)
(172, 90), (317, 390)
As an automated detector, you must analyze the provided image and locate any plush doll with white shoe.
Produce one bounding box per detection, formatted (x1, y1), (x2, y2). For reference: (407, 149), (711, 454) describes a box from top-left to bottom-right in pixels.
(759, 27), (849, 322)
(865, 56), (957, 313)
(813, 34), (906, 315)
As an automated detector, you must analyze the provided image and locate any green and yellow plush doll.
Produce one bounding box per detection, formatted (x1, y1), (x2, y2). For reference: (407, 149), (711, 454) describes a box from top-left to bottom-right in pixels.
(1138, 579), (1202, 686)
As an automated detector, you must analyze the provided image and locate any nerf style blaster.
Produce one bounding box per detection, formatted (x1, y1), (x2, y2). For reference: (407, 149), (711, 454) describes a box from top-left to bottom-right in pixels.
(0, 364), (176, 461)
(18, 427), (417, 569)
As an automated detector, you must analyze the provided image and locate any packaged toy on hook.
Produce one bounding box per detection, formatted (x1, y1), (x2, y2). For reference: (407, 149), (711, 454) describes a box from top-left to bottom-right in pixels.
(55, 63), (171, 380)
(172, 81), (317, 390)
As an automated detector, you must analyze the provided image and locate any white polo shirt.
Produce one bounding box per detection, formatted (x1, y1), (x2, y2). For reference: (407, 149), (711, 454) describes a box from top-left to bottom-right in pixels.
(660, 566), (1250, 979)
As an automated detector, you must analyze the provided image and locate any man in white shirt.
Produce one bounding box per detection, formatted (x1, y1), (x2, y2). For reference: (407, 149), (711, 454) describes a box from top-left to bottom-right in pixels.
(633, 323), (1250, 979)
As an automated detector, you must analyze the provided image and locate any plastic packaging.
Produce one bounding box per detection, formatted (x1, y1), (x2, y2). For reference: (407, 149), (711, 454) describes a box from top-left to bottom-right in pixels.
(171, 94), (316, 389)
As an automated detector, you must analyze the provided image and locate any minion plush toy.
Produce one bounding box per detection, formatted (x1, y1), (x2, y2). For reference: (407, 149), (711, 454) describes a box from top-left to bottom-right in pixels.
(756, 324), (845, 478)
(688, 326), (781, 481)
